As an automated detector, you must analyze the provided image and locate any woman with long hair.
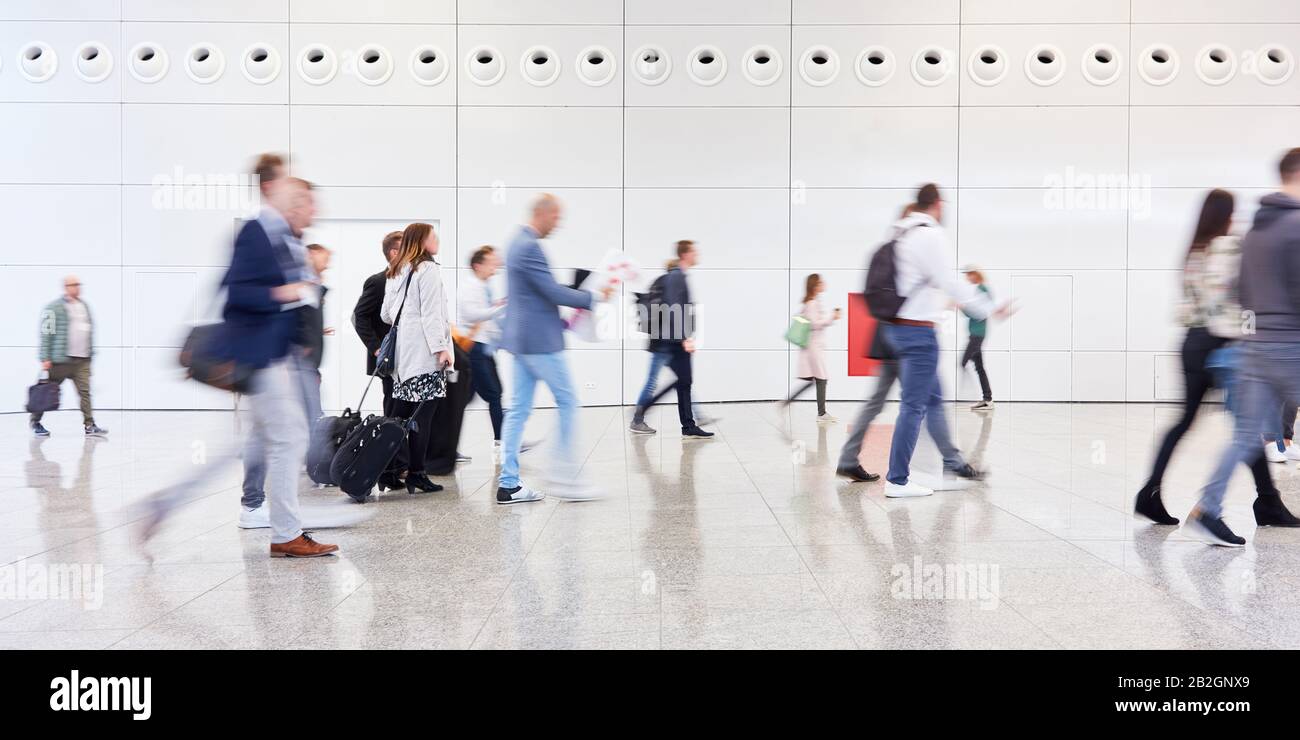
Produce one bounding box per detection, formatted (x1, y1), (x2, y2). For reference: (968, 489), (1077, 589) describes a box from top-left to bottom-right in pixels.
(1134, 189), (1280, 523)
(783, 273), (841, 422)
(380, 222), (453, 495)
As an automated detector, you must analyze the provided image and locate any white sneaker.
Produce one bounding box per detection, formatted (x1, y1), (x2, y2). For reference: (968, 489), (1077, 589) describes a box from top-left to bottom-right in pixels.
(816, 413), (838, 423)
(912, 472), (972, 492)
(1284, 444), (1300, 462)
(547, 479), (606, 502)
(496, 483), (545, 505)
(884, 480), (934, 498)
(971, 400), (995, 412)
(1265, 442), (1287, 463)
(237, 505), (270, 529)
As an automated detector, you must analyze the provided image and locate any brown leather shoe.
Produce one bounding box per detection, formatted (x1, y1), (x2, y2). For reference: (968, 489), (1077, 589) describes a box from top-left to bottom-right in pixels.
(270, 532), (339, 558)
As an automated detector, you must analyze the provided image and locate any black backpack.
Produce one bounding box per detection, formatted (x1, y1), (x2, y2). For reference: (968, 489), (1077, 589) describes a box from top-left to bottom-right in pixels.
(863, 224), (927, 321)
(634, 273), (669, 334)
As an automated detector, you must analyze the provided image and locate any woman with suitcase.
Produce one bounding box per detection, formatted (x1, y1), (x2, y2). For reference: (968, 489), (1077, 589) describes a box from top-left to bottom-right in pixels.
(381, 222), (453, 495)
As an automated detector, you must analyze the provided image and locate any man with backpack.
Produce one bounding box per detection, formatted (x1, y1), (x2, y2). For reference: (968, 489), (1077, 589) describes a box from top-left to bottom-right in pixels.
(864, 184), (1001, 498)
(629, 240), (713, 438)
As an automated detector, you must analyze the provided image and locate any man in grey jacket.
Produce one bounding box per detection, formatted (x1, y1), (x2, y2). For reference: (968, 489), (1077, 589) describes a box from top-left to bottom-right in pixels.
(31, 276), (106, 438)
(495, 194), (612, 504)
(1190, 148), (1300, 545)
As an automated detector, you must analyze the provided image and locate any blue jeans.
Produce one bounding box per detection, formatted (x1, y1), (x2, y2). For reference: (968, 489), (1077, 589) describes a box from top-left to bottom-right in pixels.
(1199, 341), (1299, 518)
(882, 323), (965, 485)
(499, 351), (578, 490)
(469, 342), (504, 440)
(635, 349), (705, 422)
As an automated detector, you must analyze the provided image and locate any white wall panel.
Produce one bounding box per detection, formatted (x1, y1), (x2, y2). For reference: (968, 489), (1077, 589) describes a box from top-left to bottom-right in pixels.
(123, 0), (287, 22)
(626, 107), (789, 187)
(1008, 275), (1072, 351)
(790, 188), (917, 269)
(1073, 352), (1126, 401)
(459, 106), (621, 187)
(624, 189), (789, 269)
(1126, 270), (1182, 353)
(292, 0), (455, 24)
(1071, 271), (1126, 351)
(793, 0), (960, 25)
(791, 107), (958, 187)
(686, 269), (789, 351)
(1130, 106), (1300, 188)
(120, 185), (246, 267)
(962, 0), (1130, 24)
(457, 26), (622, 106)
(791, 26), (959, 106)
(0, 103), (120, 184)
(958, 188), (1127, 270)
(462, 1), (623, 25)
(959, 106), (1127, 187)
(1010, 351), (1071, 401)
(458, 187), (622, 270)
(289, 24), (457, 106)
(627, 1), (789, 26)
(624, 27), (789, 107)
(1132, 0), (1300, 24)
(0, 1), (120, 21)
(0, 185), (121, 266)
(122, 104), (289, 186)
(292, 105), (455, 187)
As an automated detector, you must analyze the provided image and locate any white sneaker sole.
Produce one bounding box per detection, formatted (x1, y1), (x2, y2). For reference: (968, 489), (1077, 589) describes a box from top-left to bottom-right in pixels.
(1181, 518), (1245, 548)
(629, 427), (656, 435)
(884, 486), (934, 498)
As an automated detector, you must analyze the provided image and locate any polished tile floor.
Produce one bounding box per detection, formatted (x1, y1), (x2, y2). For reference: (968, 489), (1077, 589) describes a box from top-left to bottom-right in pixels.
(3, 400), (1300, 649)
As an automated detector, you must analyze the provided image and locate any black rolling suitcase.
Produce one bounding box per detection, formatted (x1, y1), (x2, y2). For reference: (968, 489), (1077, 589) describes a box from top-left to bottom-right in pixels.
(306, 408), (361, 485)
(330, 401), (424, 502)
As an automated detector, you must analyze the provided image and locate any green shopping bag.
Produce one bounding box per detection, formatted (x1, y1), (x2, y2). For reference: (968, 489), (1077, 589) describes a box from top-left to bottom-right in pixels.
(784, 316), (812, 348)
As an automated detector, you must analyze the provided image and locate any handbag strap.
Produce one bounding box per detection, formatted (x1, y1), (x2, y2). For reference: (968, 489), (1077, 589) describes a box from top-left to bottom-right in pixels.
(352, 266), (415, 412)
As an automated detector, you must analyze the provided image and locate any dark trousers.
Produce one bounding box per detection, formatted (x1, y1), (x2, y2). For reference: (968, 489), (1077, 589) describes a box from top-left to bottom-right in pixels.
(642, 343), (695, 429)
(468, 342), (504, 440)
(426, 345), (472, 475)
(961, 335), (992, 401)
(1144, 327), (1275, 494)
(389, 397), (437, 475)
(787, 378), (828, 415)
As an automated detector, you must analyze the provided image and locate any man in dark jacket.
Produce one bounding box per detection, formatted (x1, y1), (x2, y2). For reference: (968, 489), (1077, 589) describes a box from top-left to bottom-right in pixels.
(1190, 148), (1300, 546)
(352, 231), (402, 415)
(630, 240), (712, 439)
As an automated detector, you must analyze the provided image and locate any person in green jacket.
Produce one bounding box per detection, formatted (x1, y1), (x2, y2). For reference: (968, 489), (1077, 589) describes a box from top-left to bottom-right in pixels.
(32, 276), (107, 437)
(960, 266), (994, 411)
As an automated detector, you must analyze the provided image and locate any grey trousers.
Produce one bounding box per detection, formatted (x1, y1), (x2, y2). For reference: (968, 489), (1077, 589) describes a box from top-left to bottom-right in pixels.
(836, 360), (963, 470)
(245, 358), (308, 544)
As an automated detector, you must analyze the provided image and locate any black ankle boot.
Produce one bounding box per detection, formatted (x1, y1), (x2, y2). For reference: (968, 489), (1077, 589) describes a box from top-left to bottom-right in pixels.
(1134, 483), (1179, 525)
(1254, 494), (1300, 527)
(405, 473), (443, 494)
(377, 472), (404, 492)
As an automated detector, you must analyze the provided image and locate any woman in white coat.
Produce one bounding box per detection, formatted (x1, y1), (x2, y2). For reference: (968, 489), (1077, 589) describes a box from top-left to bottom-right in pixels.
(783, 273), (840, 422)
(381, 222), (453, 495)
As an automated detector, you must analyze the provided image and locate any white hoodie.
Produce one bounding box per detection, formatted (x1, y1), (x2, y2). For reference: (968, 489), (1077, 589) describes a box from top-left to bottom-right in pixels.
(891, 211), (994, 323)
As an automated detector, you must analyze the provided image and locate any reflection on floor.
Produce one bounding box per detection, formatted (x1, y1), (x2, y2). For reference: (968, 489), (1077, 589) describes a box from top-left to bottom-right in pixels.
(3, 401), (1299, 649)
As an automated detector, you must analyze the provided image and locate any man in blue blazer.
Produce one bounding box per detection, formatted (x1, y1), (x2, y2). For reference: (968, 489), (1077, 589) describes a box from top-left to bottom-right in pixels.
(496, 194), (611, 504)
(215, 176), (338, 558)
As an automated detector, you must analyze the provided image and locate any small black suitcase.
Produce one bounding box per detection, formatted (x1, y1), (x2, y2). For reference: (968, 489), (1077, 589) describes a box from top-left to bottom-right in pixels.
(306, 408), (361, 485)
(330, 404), (422, 503)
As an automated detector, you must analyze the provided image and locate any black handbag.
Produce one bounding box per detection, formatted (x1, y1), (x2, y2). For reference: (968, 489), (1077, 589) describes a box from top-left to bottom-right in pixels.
(374, 268), (415, 378)
(180, 322), (256, 393)
(26, 378), (60, 414)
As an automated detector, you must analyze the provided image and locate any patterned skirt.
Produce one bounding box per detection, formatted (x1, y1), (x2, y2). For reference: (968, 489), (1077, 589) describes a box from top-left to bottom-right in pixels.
(393, 370), (447, 402)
